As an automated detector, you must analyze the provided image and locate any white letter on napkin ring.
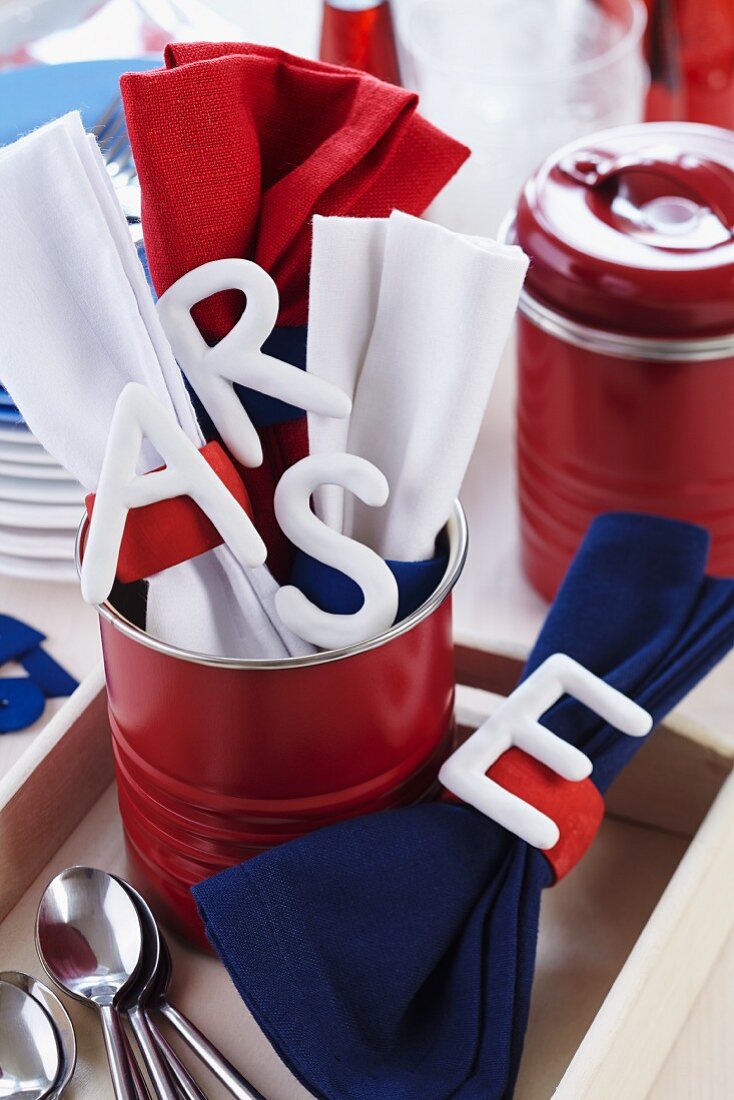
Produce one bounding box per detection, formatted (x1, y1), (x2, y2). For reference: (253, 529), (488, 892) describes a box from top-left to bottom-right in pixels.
(80, 383), (266, 606)
(439, 653), (652, 849)
(156, 258), (352, 469)
(273, 453), (399, 650)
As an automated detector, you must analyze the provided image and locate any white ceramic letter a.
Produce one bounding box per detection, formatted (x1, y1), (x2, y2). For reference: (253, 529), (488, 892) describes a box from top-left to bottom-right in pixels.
(80, 383), (266, 606)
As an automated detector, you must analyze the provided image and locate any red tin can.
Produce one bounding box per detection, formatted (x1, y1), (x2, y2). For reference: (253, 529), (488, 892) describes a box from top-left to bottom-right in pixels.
(83, 502), (467, 947)
(507, 122), (734, 602)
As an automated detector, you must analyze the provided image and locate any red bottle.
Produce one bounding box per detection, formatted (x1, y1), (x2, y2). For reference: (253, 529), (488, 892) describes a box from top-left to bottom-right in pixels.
(643, 0), (685, 120)
(676, 0), (734, 128)
(644, 0), (734, 127)
(320, 0), (401, 85)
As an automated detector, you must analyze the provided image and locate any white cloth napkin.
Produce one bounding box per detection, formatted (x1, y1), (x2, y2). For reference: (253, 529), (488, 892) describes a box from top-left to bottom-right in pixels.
(0, 113), (310, 659)
(307, 210), (528, 560)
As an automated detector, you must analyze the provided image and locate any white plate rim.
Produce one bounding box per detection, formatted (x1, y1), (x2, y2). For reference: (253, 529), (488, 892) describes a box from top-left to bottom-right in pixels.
(0, 553), (78, 582)
(0, 477), (84, 504)
(0, 458), (77, 480)
(0, 499), (83, 529)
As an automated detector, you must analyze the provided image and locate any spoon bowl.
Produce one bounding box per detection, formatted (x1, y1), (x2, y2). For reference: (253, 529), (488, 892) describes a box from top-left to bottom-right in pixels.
(113, 882), (206, 1100)
(0, 977), (60, 1100)
(36, 866), (142, 1007)
(0, 971), (76, 1097)
(113, 878), (179, 1100)
(36, 866), (144, 1100)
(115, 880), (160, 1007)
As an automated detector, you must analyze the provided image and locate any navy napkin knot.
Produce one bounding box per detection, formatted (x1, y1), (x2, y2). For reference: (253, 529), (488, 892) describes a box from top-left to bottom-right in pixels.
(194, 513), (734, 1100)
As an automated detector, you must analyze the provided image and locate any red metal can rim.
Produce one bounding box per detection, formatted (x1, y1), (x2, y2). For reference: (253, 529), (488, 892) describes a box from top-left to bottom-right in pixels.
(76, 499), (468, 671)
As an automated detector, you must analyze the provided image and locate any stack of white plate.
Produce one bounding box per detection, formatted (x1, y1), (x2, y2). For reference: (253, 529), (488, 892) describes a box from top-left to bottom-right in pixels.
(0, 406), (83, 583)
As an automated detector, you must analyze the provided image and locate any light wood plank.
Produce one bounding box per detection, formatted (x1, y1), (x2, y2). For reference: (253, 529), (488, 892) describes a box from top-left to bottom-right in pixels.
(0, 574), (101, 779)
(0, 664), (111, 920)
(649, 931), (734, 1100)
(552, 765), (734, 1099)
(2, 667), (732, 1099)
(0, 783), (690, 1100)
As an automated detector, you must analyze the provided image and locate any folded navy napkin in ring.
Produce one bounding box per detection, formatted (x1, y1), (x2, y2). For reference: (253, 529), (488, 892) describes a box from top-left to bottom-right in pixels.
(193, 514), (734, 1100)
(291, 530), (450, 626)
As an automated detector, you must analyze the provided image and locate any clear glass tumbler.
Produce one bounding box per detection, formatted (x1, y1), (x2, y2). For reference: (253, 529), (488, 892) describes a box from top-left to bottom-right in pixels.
(398, 0), (648, 235)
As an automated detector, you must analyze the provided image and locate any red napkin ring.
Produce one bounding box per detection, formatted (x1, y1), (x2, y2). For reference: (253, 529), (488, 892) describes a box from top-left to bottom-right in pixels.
(491, 749), (603, 882)
(442, 754), (603, 883)
(85, 441), (253, 584)
(440, 654), (651, 882)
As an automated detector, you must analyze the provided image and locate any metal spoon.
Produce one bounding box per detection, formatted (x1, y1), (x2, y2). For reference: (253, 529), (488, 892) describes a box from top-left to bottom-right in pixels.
(146, 1020), (207, 1100)
(115, 883), (207, 1100)
(151, 930), (265, 1100)
(36, 866), (143, 1100)
(111, 879), (182, 1100)
(0, 977), (60, 1100)
(126, 1031), (153, 1100)
(0, 971), (76, 1098)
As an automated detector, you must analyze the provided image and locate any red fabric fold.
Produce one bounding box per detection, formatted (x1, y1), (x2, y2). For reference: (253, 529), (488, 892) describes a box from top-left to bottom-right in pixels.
(120, 43), (469, 568)
(85, 441), (253, 584)
(122, 43), (469, 330)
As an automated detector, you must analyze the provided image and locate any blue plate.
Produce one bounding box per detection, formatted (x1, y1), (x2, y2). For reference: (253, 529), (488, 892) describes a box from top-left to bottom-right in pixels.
(0, 56), (160, 147)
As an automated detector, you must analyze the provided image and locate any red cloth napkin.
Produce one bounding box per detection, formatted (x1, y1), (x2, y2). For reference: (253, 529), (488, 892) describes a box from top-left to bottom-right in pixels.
(121, 43), (470, 576)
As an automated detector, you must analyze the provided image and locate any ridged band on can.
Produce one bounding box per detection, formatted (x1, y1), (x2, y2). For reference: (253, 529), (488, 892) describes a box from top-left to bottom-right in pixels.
(80, 501), (468, 946)
(517, 289), (734, 363)
(499, 212), (734, 364)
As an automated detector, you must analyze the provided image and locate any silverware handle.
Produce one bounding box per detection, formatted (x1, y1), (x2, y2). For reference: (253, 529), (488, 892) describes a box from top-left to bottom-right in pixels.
(99, 1003), (138, 1100)
(148, 1015), (207, 1100)
(159, 999), (266, 1100)
(121, 1025), (151, 1100)
(129, 1005), (179, 1100)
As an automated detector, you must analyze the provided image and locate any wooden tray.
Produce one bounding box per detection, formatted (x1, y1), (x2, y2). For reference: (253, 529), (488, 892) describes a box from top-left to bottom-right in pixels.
(1, 644), (733, 1100)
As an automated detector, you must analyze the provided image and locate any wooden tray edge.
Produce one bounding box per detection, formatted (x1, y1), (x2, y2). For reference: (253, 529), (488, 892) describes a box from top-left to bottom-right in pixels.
(2, 649), (733, 1100)
(553, 762), (734, 1099)
(0, 663), (112, 922)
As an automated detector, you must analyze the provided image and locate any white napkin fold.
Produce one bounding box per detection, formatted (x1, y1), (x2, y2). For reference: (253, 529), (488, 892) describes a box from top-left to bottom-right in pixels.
(0, 113), (310, 659)
(307, 210), (528, 561)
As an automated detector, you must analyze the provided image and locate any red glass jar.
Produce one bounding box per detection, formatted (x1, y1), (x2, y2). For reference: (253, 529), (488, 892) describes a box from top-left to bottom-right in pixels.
(508, 122), (734, 601)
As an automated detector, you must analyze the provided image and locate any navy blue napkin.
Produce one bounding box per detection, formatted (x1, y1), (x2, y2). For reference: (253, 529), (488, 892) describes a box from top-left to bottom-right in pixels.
(193, 514), (734, 1100)
(141, 242), (309, 433)
(291, 530), (450, 625)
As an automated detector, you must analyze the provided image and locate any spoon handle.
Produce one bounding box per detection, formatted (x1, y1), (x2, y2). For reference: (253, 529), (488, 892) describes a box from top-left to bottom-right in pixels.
(158, 999), (266, 1100)
(129, 1005), (179, 1100)
(147, 1014), (207, 1100)
(99, 1003), (139, 1100)
(124, 1028), (153, 1100)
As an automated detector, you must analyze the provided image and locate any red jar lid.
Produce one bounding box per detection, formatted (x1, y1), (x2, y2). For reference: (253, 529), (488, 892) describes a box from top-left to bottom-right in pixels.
(515, 122), (734, 338)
